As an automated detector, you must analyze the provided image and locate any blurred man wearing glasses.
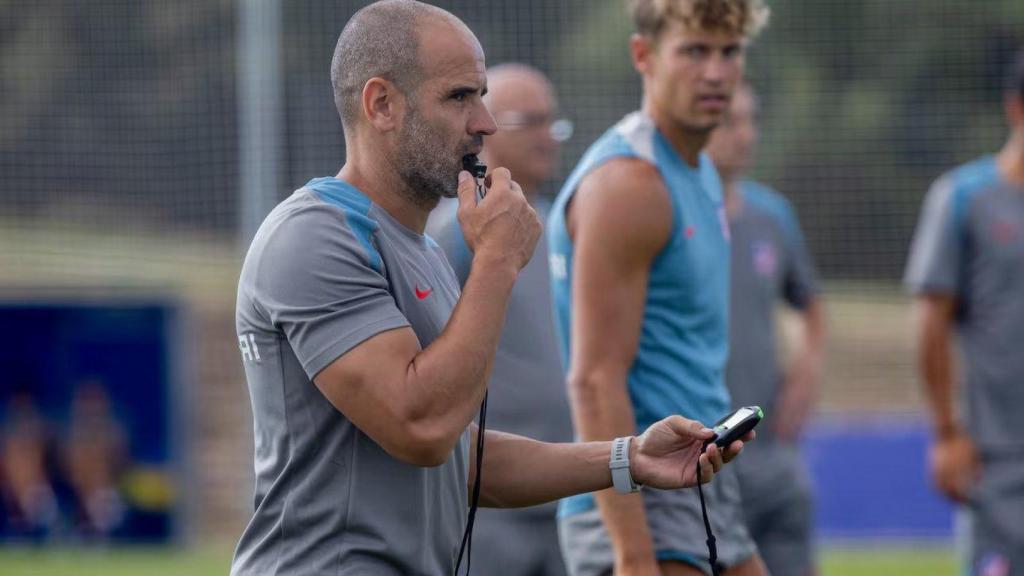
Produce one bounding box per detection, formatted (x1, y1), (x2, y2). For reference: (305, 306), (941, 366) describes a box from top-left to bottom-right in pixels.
(427, 62), (574, 576)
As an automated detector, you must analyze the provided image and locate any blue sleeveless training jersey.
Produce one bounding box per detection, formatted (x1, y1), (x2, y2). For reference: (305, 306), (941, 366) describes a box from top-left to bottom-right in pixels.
(548, 112), (732, 516)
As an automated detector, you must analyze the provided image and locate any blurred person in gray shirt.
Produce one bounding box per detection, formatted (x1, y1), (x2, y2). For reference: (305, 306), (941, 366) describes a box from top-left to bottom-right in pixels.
(905, 50), (1024, 576)
(705, 83), (826, 576)
(427, 62), (574, 576)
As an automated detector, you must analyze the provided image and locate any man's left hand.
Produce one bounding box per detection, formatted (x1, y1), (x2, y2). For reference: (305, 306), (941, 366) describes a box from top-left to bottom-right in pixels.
(630, 415), (752, 489)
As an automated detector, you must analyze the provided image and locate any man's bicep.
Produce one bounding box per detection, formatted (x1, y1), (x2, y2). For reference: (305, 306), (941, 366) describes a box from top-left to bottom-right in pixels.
(572, 244), (650, 372)
(313, 326), (422, 442)
(570, 163), (671, 371)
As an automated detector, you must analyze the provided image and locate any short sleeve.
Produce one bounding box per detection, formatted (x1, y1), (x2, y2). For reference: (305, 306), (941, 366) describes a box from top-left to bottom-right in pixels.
(253, 203), (410, 378)
(425, 198), (472, 285)
(775, 198), (819, 310)
(904, 176), (964, 296)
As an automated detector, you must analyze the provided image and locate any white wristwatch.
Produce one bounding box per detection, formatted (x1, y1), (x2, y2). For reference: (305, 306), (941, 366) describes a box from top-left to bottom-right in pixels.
(610, 436), (640, 494)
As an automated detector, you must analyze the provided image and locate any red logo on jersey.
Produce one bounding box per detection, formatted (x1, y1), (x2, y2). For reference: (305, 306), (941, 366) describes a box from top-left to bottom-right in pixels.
(415, 285), (432, 300)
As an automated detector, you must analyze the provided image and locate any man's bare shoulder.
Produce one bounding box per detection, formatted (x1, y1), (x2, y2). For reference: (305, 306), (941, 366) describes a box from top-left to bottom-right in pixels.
(579, 156), (666, 197)
(569, 157), (672, 248)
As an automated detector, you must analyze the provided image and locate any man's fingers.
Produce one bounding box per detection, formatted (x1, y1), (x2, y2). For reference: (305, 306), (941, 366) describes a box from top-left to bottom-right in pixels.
(698, 453), (714, 484)
(705, 442), (724, 473)
(491, 166), (512, 183)
(483, 167), (511, 193)
(665, 415), (714, 440)
(722, 439), (744, 463)
(510, 179), (525, 198)
(456, 170), (476, 207)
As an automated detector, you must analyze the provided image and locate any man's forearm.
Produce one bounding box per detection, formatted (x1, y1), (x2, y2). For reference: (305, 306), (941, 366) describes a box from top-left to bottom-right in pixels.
(915, 298), (959, 435)
(405, 254), (518, 442)
(919, 325), (958, 435)
(476, 430), (613, 508)
(776, 300), (825, 439)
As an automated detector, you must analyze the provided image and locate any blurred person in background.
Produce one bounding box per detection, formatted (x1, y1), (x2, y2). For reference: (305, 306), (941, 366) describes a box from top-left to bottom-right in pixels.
(0, 388), (59, 542)
(231, 2), (744, 574)
(905, 49), (1024, 576)
(426, 62), (574, 576)
(706, 83), (825, 576)
(64, 379), (127, 539)
(547, 0), (771, 574)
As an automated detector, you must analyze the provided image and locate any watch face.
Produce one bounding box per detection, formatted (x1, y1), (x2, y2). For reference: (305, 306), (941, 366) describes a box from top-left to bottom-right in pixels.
(718, 407), (756, 430)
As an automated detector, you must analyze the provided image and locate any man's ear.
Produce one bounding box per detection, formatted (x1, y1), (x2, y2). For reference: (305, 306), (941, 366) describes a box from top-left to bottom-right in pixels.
(362, 77), (402, 132)
(630, 33), (654, 76)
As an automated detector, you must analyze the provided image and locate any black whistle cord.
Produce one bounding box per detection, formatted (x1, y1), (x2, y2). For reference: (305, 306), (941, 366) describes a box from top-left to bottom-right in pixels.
(454, 174), (491, 575)
(697, 444), (721, 576)
(455, 391), (488, 576)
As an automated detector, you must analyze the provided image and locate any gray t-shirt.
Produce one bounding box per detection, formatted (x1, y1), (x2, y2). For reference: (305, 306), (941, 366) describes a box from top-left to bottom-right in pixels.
(725, 181), (819, 443)
(231, 177), (468, 576)
(426, 197), (573, 520)
(905, 156), (1024, 454)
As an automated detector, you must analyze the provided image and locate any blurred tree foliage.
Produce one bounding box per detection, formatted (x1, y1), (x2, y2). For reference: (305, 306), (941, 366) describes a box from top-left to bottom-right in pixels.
(1, 0), (1022, 278)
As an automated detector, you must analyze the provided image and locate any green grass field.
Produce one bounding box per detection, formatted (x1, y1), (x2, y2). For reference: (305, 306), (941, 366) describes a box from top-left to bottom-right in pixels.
(0, 545), (957, 576)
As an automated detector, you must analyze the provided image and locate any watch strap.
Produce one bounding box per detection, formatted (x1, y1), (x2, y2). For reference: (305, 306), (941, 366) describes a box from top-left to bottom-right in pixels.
(610, 436), (640, 494)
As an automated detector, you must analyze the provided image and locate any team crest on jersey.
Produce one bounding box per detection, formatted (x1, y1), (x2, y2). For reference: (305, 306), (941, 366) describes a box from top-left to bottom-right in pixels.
(752, 240), (777, 277)
(977, 553), (1010, 576)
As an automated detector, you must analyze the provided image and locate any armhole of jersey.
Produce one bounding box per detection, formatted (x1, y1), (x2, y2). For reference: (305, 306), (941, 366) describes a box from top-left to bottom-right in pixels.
(657, 163), (684, 264)
(564, 152), (679, 268)
(558, 151), (640, 247)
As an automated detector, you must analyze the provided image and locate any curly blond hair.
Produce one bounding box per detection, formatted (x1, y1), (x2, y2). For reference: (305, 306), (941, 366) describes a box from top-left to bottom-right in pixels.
(628, 0), (769, 40)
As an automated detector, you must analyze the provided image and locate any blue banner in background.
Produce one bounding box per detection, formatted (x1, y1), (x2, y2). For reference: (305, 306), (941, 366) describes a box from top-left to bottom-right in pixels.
(804, 414), (954, 541)
(0, 302), (182, 544)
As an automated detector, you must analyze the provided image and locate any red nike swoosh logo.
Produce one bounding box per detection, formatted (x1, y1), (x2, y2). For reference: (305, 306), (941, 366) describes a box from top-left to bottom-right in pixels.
(415, 286), (432, 300)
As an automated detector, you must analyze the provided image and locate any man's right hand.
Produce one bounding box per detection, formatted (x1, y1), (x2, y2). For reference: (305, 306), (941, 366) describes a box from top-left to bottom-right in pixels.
(930, 429), (980, 503)
(455, 168), (540, 271)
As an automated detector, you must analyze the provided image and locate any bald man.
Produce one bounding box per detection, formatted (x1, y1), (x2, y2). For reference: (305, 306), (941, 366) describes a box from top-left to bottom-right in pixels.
(427, 63), (573, 576)
(232, 2), (746, 574)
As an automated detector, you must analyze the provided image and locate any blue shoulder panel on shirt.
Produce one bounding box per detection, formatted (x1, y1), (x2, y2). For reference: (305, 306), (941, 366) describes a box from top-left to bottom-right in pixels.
(424, 233), (441, 251)
(740, 180), (804, 250)
(949, 156), (998, 232)
(305, 177), (384, 274)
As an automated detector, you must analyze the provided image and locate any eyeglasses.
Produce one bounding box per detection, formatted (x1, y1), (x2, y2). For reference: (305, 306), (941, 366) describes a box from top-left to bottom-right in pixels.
(493, 111), (574, 143)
